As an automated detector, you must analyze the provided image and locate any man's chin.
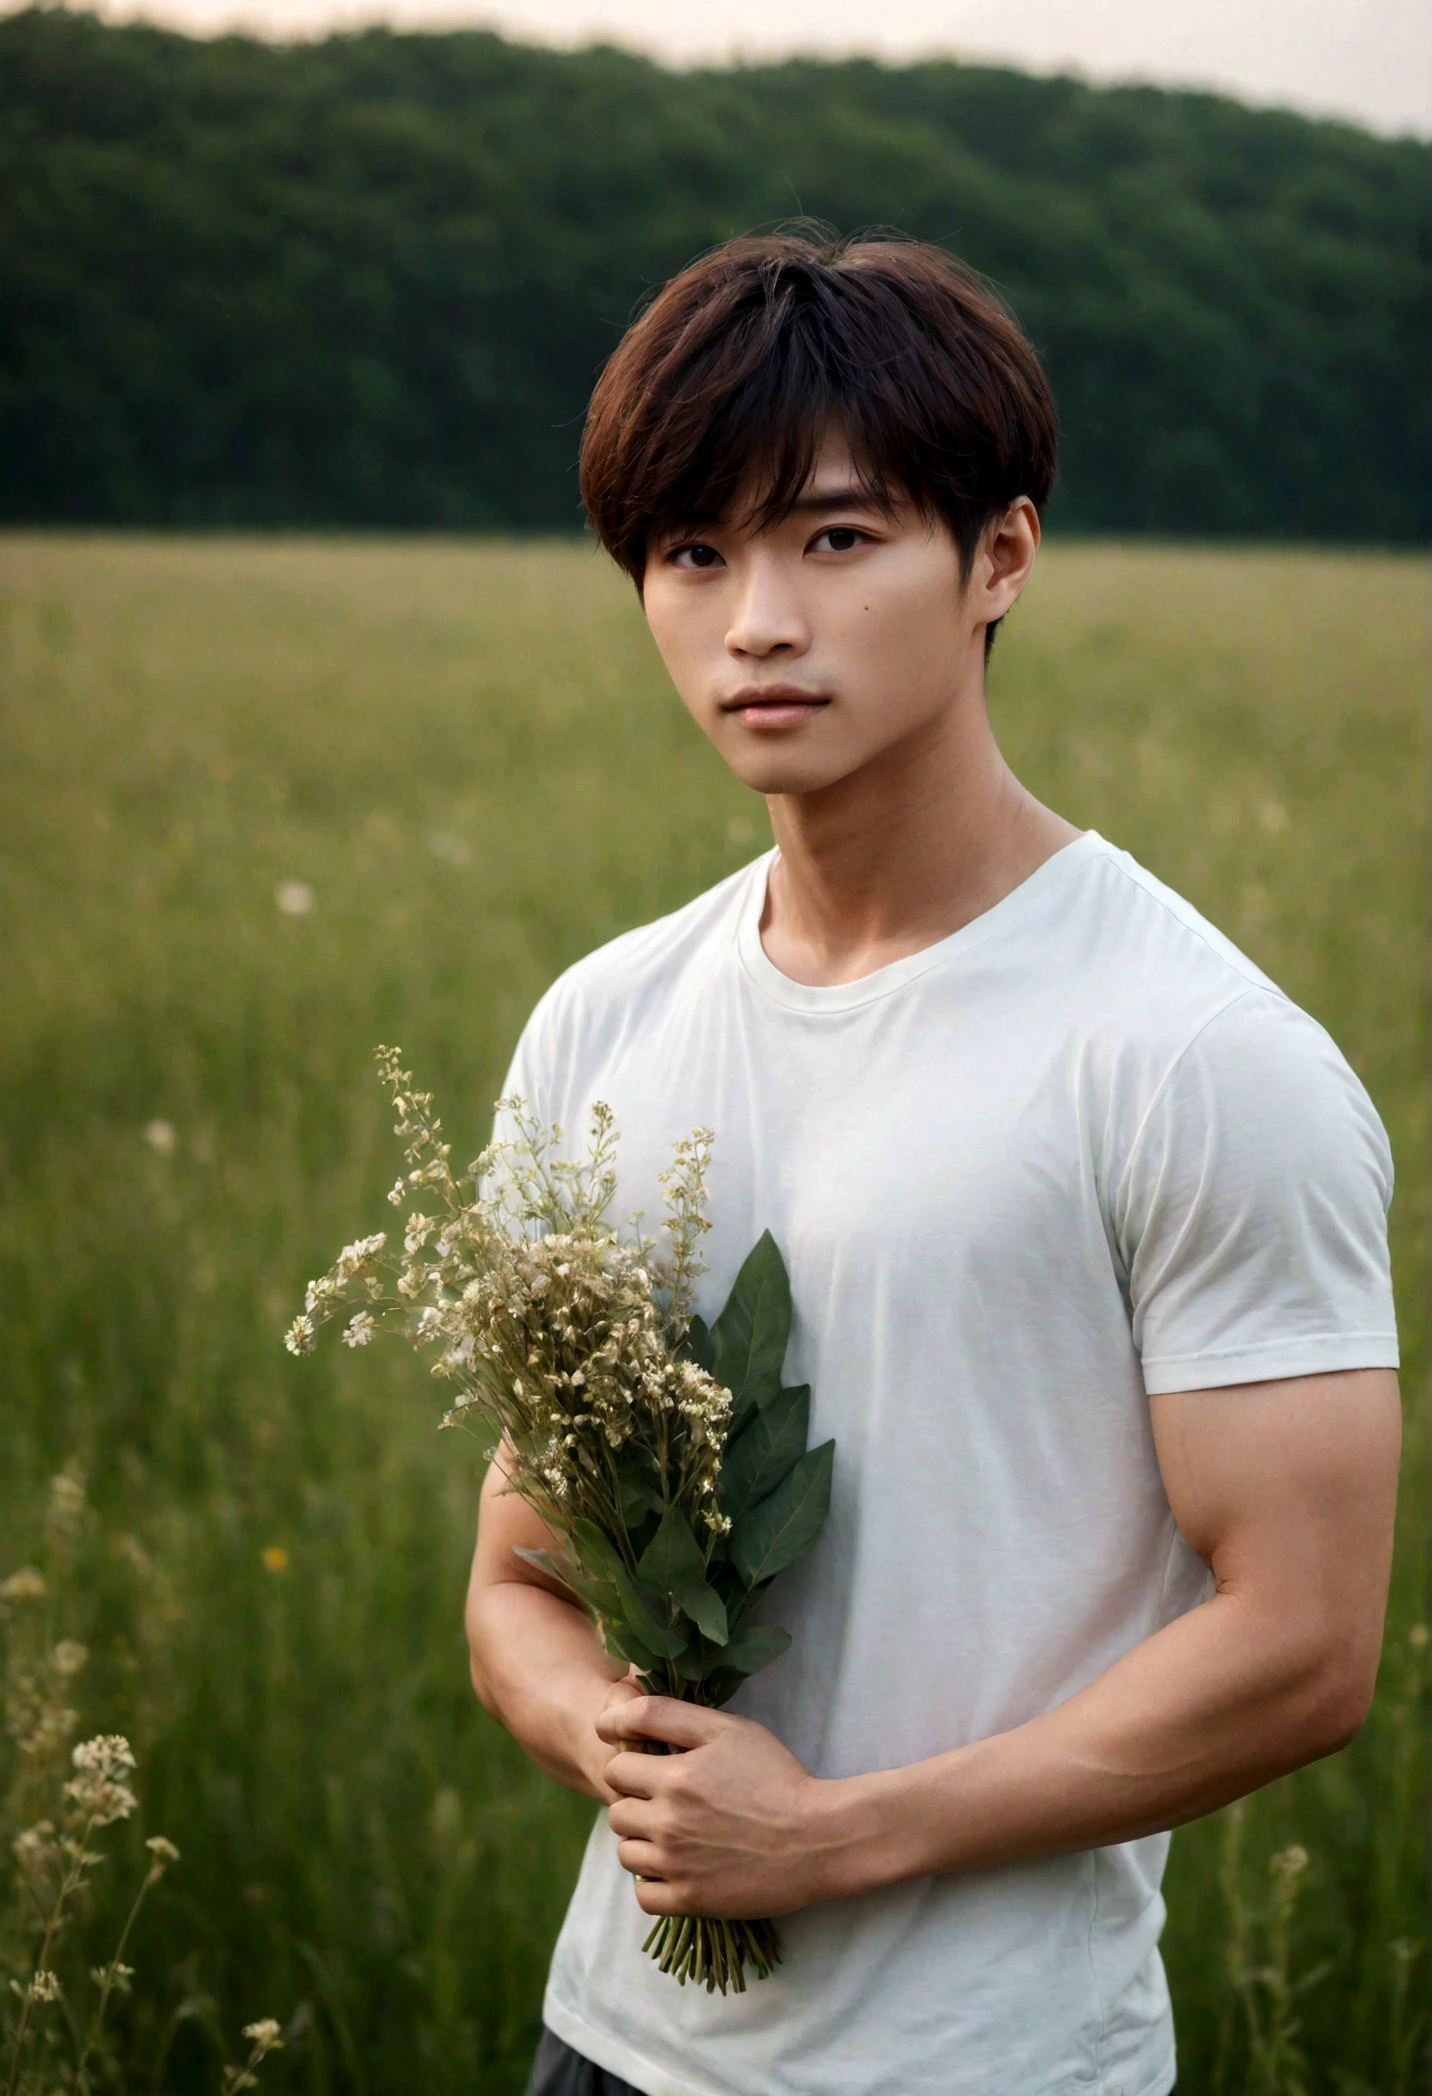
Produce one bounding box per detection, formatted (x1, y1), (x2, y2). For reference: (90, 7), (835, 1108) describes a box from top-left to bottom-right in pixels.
(726, 755), (865, 798)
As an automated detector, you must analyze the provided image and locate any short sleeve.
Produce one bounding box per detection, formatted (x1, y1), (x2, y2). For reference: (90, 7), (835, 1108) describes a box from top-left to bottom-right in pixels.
(1114, 990), (1398, 1395)
(492, 966), (588, 1136)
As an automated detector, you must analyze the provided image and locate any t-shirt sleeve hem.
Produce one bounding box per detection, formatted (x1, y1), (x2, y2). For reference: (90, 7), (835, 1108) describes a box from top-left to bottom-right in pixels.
(1141, 1332), (1400, 1395)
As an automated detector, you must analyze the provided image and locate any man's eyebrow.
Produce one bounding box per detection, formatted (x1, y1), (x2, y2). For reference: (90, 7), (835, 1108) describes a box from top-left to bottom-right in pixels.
(786, 484), (894, 515)
(650, 484), (894, 540)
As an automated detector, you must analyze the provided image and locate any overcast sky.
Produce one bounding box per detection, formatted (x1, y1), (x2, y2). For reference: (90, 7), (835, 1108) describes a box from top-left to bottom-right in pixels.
(81, 0), (1432, 137)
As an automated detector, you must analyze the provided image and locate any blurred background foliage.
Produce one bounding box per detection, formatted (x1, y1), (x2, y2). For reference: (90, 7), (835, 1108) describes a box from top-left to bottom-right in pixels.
(0, 5), (1428, 541)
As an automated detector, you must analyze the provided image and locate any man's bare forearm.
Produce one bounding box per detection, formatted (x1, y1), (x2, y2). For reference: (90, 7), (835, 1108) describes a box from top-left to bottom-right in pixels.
(467, 1576), (626, 1801)
(808, 1585), (1373, 1900)
(600, 1577), (1381, 1921)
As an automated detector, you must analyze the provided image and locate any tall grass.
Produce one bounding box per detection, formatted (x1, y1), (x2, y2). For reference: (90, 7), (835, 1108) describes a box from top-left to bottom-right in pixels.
(0, 534), (1425, 2093)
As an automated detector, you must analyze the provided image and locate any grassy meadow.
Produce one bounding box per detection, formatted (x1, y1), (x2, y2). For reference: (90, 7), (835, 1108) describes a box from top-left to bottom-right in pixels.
(0, 533), (1426, 2093)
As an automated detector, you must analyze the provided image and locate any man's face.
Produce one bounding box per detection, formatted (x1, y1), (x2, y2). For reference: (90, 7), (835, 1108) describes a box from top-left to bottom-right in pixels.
(640, 428), (1017, 798)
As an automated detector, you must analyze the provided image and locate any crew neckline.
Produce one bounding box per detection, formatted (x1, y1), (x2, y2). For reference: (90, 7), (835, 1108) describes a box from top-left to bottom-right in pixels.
(735, 830), (1105, 1014)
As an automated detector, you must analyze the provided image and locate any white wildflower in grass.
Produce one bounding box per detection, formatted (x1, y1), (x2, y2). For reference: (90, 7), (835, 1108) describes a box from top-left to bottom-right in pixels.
(65, 1734), (138, 1825)
(274, 878), (314, 916)
(223, 2016), (285, 2090)
(46, 1468), (86, 1538)
(290, 1047), (837, 1997)
(26, 1969), (61, 2003)
(143, 1117), (177, 1154)
(12, 1821), (59, 1879)
(1, 1566), (46, 1605)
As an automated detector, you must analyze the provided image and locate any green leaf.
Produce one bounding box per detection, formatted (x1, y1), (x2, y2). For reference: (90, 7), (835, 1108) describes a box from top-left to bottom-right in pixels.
(685, 1313), (712, 1371)
(567, 1517), (688, 1657)
(568, 1518), (626, 1589)
(637, 1507), (728, 1646)
(618, 1480), (655, 1527)
(700, 1667), (746, 1709)
(610, 1560), (690, 1659)
(614, 1449), (666, 1526)
(718, 1384), (809, 1530)
(601, 1619), (665, 1676)
(512, 1545), (619, 1615)
(708, 1231), (792, 1419)
(729, 1440), (834, 1588)
(718, 1621), (793, 1677)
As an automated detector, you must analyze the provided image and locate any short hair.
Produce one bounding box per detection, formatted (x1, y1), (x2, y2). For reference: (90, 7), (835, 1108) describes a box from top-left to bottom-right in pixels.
(580, 229), (1059, 618)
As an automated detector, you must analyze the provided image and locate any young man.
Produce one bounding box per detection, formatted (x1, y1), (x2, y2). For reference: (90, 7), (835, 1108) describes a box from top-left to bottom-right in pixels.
(466, 233), (1401, 2096)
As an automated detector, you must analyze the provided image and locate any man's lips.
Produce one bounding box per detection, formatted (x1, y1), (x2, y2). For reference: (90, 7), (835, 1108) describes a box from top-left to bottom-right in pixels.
(719, 687), (831, 728)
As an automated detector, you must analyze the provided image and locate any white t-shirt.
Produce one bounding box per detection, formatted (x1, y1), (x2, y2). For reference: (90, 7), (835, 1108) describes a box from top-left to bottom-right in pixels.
(502, 831), (1397, 2096)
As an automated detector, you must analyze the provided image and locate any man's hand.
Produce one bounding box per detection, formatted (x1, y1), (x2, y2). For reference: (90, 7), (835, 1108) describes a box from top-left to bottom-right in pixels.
(599, 1695), (833, 1918)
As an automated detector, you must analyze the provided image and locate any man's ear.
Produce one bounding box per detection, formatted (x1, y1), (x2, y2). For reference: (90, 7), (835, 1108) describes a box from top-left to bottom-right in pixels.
(981, 499), (1040, 621)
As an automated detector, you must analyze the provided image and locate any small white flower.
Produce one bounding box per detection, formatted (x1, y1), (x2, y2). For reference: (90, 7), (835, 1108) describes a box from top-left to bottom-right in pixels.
(1, 1566), (46, 1603)
(243, 2018), (284, 2054)
(285, 1315), (317, 1356)
(71, 1734), (135, 1777)
(144, 1118), (177, 1154)
(65, 1734), (139, 1825)
(50, 1640), (88, 1678)
(27, 1969), (61, 2003)
(275, 879), (314, 916)
(145, 1834), (181, 1864)
(342, 1311), (377, 1348)
(12, 1822), (57, 1875)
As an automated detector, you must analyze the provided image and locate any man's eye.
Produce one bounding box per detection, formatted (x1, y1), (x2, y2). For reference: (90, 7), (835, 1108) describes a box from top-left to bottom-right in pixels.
(814, 527), (866, 553)
(673, 542), (723, 570)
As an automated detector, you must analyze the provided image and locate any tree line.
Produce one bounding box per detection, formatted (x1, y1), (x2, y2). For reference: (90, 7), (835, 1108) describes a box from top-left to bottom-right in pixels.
(1, 7), (1427, 539)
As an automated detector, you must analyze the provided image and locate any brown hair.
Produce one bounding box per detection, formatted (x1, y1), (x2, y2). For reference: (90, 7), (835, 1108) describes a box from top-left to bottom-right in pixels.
(580, 228), (1059, 606)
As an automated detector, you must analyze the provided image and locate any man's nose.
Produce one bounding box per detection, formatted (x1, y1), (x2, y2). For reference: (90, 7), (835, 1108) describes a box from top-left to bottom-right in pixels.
(724, 562), (809, 660)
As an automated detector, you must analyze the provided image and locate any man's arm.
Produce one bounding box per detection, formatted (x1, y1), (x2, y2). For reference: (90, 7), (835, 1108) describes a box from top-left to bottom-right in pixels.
(600, 1368), (1401, 1919)
(465, 1446), (636, 1802)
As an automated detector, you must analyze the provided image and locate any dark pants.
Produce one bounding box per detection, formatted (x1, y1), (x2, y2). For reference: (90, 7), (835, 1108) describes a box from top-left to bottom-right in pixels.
(525, 2028), (1176, 2095)
(524, 2029), (648, 2096)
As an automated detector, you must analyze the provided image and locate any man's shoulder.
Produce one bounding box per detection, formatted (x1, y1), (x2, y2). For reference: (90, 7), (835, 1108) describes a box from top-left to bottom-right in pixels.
(1069, 835), (1369, 1115)
(523, 856), (760, 1044)
(1076, 834), (1280, 1010)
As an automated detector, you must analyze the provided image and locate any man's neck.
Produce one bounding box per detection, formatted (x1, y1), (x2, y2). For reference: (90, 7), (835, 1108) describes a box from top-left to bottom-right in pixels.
(759, 700), (1080, 988)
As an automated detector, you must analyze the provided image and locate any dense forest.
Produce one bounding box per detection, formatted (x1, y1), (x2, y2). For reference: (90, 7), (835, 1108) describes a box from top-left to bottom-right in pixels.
(0, 7), (1428, 538)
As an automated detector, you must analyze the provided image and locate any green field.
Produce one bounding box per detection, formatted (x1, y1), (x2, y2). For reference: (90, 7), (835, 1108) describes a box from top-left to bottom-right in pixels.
(1, 535), (1426, 2094)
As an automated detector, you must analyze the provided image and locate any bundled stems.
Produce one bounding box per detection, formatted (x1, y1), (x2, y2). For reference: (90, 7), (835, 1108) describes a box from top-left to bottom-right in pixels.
(642, 1913), (781, 1993)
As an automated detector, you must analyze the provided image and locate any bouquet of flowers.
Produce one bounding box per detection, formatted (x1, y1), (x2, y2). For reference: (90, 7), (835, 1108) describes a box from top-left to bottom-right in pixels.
(287, 1048), (834, 1994)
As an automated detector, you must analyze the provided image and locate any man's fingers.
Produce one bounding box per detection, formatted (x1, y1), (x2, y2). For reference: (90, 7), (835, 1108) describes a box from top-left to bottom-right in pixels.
(599, 1675), (645, 1712)
(606, 1793), (653, 1838)
(632, 1875), (684, 1915)
(595, 1693), (722, 1750)
(614, 1836), (664, 1879)
(604, 1750), (661, 1799)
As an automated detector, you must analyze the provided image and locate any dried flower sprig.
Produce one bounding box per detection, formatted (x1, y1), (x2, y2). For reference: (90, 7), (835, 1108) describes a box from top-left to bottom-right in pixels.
(290, 1048), (836, 1993)
(2, 1475), (284, 2096)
